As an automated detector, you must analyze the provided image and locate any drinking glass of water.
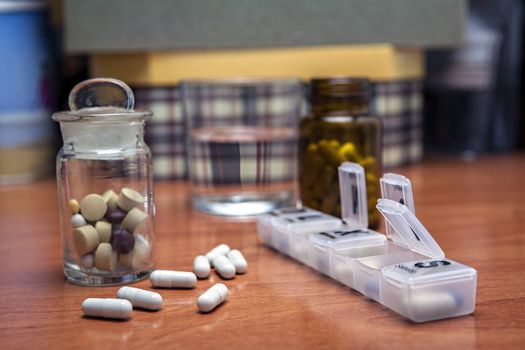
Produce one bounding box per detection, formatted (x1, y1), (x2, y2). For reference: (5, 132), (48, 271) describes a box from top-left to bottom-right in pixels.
(181, 78), (303, 217)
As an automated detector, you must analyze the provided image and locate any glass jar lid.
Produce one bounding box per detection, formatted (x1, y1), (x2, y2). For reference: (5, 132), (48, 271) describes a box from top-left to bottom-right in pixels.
(52, 78), (151, 122)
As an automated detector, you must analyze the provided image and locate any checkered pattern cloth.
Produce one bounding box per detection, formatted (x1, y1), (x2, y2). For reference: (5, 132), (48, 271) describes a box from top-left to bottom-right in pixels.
(134, 80), (422, 180)
(371, 80), (423, 168)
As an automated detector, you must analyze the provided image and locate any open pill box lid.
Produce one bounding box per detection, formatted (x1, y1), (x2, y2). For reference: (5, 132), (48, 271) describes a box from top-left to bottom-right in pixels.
(380, 173), (415, 239)
(376, 199), (444, 259)
(338, 162), (369, 229)
(380, 173), (415, 213)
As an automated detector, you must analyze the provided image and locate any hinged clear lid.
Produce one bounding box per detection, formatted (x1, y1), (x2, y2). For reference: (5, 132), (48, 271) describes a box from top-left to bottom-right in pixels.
(338, 162), (368, 229)
(380, 173), (415, 239)
(376, 199), (444, 259)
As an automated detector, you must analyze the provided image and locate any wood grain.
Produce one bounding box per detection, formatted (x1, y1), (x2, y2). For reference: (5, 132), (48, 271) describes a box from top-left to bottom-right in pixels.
(0, 154), (524, 349)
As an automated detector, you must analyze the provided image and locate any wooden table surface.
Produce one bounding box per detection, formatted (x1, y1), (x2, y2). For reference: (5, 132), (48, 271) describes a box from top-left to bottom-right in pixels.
(1, 154), (524, 349)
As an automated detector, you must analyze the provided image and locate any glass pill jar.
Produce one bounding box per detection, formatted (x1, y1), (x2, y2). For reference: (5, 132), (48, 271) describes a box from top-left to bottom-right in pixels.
(299, 77), (381, 229)
(53, 78), (155, 285)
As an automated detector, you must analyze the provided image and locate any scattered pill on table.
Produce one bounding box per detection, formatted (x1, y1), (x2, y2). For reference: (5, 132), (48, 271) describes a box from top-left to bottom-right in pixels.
(213, 255), (236, 279)
(73, 225), (100, 256)
(205, 243), (230, 266)
(82, 298), (132, 320)
(79, 193), (107, 221)
(194, 255), (211, 279)
(197, 283), (229, 313)
(69, 199), (80, 214)
(150, 270), (197, 289)
(116, 286), (163, 311)
(227, 249), (248, 274)
(70, 213), (87, 228)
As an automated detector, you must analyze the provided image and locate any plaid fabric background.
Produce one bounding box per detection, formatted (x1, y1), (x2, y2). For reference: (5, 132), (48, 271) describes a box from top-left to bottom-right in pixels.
(134, 80), (422, 180)
(134, 88), (186, 179)
(371, 80), (423, 168)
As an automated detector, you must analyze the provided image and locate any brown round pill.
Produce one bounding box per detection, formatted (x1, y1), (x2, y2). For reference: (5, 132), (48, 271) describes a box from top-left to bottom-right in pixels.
(111, 228), (135, 254)
(95, 221), (112, 243)
(121, 208), (148, 233)
(117, 187), (144, 211)
(95, 243), (118, 271)
(80, 194), (107, 221)
(105, 207), (127, 223)
(73, 225), (100, 256)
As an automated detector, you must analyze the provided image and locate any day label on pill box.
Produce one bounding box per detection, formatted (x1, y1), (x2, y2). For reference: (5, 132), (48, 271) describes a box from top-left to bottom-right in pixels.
(282, 214), (324, 223)
(314, 229), (370, 242)
(271, 208), (307, 216)
(393, 260), (454, 276)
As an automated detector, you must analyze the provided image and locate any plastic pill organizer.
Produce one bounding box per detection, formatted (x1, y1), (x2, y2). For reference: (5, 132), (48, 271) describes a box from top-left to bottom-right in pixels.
(257, 162), (477, 322)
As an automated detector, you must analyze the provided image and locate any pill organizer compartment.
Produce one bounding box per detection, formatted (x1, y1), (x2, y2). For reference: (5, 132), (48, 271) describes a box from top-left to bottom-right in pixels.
(354, 199), (445, 302)
(310, 230), (386, 278)
(376, 199), (477, 322)
(308, 163), (385, 276)
(256, 207), (309, 247)
(328, 169), (417, 289)
(273, 211), (341, 259)
(381, 259), (477, 322)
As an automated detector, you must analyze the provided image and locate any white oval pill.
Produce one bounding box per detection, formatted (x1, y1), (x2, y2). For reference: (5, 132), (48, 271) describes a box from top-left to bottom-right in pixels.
(82, 298), (132, 320)
(71, 213), (87, 228)
(227, 249), (248, 274)
(213, 255), (236, 279)
(409, 291), (457, 321)
(194, 255), (211, 279)
(150, 270), (197, 288)
(197, 283), (229, 313)
(80, 253), (94, 269)
(205, 244), (231, 266)
(116, 286), (163, 311)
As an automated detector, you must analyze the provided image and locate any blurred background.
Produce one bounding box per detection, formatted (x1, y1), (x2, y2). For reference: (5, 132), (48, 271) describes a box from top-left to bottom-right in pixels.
(0, 0), (523, 186)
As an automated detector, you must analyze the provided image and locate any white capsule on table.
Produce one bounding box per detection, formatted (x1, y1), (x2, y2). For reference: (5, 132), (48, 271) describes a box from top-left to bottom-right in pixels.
(197, 283), (229, 313)
(116, 286), (163, 311)
(205, 243), (231, 266)
(227, 249), (248, 274)
(150, 270), (197, 288)
(213, 255), (236, 279)
(82, 298), (132, 320)
(71, 213), (87, 228)
(194, 255), (211, 279)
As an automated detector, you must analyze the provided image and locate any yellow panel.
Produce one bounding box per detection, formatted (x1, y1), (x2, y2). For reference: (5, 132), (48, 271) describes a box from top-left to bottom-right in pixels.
(90, 45), (424, 85)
